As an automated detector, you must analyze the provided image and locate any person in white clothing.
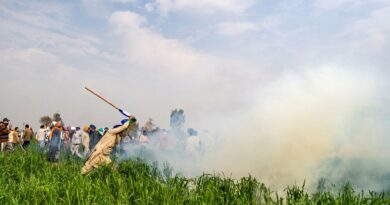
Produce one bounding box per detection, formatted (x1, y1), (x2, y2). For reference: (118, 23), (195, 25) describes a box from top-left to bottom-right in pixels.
(186, 128), (200, 154)
(35, 125), (49, 149)
(71, 127), (83, 158)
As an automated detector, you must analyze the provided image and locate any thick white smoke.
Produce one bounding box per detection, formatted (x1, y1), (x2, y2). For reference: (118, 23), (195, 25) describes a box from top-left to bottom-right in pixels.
(205, 65), (390, 190)
(123, 65), (390, 191)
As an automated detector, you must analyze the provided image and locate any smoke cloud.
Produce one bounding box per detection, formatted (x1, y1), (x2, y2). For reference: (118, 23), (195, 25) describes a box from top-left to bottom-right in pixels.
(206, 65), (390, 191)
(124, 65), (390, 191)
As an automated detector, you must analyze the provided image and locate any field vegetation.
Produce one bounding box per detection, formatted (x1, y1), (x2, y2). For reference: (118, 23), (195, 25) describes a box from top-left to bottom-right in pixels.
(1, 145), (389, 204)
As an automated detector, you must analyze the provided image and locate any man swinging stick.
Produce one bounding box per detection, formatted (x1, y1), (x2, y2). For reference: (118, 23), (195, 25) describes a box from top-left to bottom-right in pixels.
(82, 87), (137, 175)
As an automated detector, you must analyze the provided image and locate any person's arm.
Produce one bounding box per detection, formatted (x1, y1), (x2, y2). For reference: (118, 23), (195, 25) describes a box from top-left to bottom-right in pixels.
(8, 132), (13, 142)
(0, 127), (10, 135)
(17, 133), (21, 143)
(108, 117), (136, 135)
(108, 124), (129, 135)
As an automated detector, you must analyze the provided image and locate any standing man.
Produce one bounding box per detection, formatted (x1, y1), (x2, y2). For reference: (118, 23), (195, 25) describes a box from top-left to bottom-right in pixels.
(82, 125), (90, 158)
(88, 124), (98, 151)
(0, 119), (10, 152)
(71, 127), (83, 158)
(36, 125), (49, 150)
(22, 124), (33, 149)
(7, 127), (20, 151)
(47, 121), (63, 162)
(81, 116), (136, 175)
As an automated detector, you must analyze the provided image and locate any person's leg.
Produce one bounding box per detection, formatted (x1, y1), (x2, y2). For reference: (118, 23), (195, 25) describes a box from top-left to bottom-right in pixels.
(83, 148), (90, 158)
(71, 144), (76, 155)
(81, 154), (104, 175)
(48, 136), (60, 161)
(76, 145), (83, 158)
(22, 141), (29, 148)
(5, 142), (14, 151)
(39, 140), (45, 149)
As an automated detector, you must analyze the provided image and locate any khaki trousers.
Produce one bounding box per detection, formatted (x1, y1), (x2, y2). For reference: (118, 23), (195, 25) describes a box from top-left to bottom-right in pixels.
(81, 147), (112, 175)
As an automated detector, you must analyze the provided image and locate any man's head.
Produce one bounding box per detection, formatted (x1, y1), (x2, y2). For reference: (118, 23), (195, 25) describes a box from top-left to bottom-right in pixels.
(40, 125), (44, 129)
(83, 125), (89, 132)
(98, 128), (104, 136)
(89, 124), (96, 130)
(14, 127), (19, 132)
(3, 118), (9, 126)
(25, 124), (30, 129)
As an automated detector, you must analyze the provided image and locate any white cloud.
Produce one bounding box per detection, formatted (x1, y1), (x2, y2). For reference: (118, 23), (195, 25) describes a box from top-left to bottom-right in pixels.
(111, 0), (136, 3)
(106, 11), (261, 129)
(314, 0), (390, 10)
(216, 21), (258, 36)
(148, 0), (255, 15)
(336, 6), (390, 50)
(145, 3), (154, 12)
(84, 0), (136, 4)
(315, 0), (361, 9)
(109, 11), (215, 74)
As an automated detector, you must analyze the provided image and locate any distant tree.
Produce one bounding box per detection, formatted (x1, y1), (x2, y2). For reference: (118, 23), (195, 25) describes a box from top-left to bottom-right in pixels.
(170, 109), (185, 130)
(39, 115), (52, 127)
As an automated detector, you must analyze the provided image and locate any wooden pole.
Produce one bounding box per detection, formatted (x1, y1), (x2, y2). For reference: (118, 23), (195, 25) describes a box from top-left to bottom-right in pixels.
(84, 87), (119, 110)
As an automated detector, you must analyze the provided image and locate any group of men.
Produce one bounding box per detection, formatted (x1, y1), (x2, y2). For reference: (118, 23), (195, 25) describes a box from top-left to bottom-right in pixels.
(1, 109), (202, 175)
(0, 115), (138, 174)
(0, 118), (33, 152)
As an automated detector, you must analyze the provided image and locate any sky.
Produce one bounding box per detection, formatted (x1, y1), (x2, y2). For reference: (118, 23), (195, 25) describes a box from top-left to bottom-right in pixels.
(1, 0), (390, 189)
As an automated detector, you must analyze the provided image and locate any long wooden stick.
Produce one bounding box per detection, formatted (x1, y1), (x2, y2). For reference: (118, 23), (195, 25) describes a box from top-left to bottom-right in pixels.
(84, 87), (119, 110)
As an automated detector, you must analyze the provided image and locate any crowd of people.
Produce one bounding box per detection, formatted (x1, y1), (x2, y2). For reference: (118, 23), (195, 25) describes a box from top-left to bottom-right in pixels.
(0, 118), (34, 152)
(0, 109), (204, 172)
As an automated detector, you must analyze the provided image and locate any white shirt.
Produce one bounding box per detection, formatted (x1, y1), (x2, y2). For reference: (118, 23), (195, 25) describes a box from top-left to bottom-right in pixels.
(36, 128), (49, 141)
(72, 130), (82, 144)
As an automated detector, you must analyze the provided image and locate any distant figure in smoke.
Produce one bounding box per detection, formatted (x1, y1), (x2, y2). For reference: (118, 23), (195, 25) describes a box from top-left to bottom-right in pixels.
(143, 118), (155, 135)
(170, 109), (187, 149)
(139, 119), (154, 145)
(81, 116), (136, 175)
(186, 128), (200, 154)
(170, 109), (185, 130)
(47, 113), (64, 162)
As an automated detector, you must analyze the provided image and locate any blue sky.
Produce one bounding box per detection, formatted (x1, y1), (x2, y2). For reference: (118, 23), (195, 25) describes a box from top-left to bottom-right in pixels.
(1, 0), (390, 187)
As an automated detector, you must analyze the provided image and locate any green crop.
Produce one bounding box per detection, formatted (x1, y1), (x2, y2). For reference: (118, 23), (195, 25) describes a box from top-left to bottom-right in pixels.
(1, 144), (389, 204)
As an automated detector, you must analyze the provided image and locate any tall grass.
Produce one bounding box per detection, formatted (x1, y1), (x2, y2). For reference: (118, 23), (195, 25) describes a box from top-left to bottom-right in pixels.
(1, 144), (389, 204)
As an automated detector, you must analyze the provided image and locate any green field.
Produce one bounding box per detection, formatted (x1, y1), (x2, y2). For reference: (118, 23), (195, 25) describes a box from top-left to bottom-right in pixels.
(1, 145), (390, 205)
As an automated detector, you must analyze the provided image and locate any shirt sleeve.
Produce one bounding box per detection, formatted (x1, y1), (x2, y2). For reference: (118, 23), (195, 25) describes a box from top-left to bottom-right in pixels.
(108, 123), (130, 135)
